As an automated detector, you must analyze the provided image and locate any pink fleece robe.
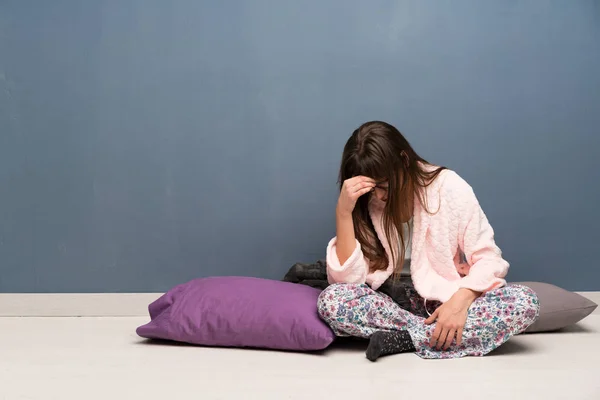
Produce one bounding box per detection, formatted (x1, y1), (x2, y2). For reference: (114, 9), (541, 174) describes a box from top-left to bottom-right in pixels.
(326, 169), (509, 303)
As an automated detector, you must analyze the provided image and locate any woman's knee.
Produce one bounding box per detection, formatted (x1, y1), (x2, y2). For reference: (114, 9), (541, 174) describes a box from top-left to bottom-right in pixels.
(317, 283), (367, 321)
(497, 284), (540, 332)
(490, 284), (539, 307)
(476, 284), (540, 331)
(512, 284), (540, 321)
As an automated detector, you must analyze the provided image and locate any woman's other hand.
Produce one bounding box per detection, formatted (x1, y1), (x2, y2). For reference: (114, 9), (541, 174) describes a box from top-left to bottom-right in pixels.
(425, 289), (480, 350)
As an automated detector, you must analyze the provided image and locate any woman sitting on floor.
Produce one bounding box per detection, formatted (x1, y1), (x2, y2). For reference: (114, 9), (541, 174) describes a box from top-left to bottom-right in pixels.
(318, 121), (540, 361)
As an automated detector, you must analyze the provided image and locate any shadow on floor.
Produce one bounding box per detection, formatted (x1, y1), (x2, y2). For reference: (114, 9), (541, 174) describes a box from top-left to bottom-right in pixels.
(521, 322), (597, 335)
(328, 337), (368, 352)
(135, 338), (196, 347)
(135, 320), (596, 358)
(547, 323), (596, 334)
(488, 340), (536, 356)
(134, 337), (334, 356)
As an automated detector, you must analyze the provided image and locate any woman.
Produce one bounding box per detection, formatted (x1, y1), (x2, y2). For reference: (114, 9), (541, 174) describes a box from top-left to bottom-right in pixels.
(318, 121), (539, 361)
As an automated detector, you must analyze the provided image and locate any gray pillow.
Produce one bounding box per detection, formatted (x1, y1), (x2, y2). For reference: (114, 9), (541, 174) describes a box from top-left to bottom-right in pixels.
(513, 281), (597, 333)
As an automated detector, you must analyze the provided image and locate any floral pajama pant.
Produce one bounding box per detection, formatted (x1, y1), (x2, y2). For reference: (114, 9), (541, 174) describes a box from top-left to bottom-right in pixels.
(317, 283), (540, 359)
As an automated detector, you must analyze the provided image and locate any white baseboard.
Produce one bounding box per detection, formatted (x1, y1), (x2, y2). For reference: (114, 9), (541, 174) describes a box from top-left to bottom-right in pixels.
(0, 292), (598, 317)
(0, 293), (163, 317)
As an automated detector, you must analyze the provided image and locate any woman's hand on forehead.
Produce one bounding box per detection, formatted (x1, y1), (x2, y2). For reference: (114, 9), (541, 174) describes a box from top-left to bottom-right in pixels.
(337, 176), (377, 216)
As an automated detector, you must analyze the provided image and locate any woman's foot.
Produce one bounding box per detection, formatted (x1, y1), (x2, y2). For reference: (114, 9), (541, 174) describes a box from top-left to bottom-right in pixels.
(366, 330), (416, 362)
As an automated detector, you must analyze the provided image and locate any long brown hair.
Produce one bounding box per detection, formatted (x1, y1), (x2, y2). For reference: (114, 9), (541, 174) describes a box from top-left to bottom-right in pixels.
(339, 121), (446, 275)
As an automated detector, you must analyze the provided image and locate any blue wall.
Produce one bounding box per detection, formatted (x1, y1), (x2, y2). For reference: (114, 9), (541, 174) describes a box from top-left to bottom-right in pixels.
(1, 1), (599, 292)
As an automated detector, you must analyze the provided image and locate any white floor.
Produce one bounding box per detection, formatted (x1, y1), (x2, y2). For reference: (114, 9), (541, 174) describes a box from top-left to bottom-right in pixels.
(1, 315), (599, 400)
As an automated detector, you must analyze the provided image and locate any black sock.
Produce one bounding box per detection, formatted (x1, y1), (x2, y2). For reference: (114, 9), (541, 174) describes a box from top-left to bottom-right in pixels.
(366, 330), (416, 362)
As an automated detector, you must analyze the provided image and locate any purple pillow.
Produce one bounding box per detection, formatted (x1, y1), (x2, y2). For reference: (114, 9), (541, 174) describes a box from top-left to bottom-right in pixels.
(136, 277), (335, 351)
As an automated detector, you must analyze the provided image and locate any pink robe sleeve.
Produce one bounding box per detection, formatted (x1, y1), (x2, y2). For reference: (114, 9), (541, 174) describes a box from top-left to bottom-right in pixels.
(457, 183), (509, 293)
(326, 238), (369, 285)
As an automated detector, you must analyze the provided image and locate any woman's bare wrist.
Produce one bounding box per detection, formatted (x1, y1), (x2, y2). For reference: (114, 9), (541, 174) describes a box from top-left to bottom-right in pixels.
(336, 207), (352, 219)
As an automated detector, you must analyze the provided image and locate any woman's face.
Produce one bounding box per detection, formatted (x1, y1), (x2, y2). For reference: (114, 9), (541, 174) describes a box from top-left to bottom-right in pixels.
(372, 181), (389, 203)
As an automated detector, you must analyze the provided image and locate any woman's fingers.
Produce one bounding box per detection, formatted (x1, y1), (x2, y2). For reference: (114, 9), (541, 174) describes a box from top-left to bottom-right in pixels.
(349, 178), (375, 191)
(429, 323), (442, 348)
(355, 186), (374, 198)
(338, 177), (376, 215)
(351, 182), (375, 195)
(354, 175), (376, 183)
(342, 177), (375, 197)
(443, 329), (456, 350)
(347, 176), (375, 187)
(345, 182), (374, 195)
(425, 308), (439, 325)
(436, 327), (449, 350)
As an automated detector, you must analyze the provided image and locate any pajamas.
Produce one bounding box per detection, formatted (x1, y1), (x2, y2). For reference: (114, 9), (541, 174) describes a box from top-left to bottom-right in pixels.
(317, 283), (539, 359)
